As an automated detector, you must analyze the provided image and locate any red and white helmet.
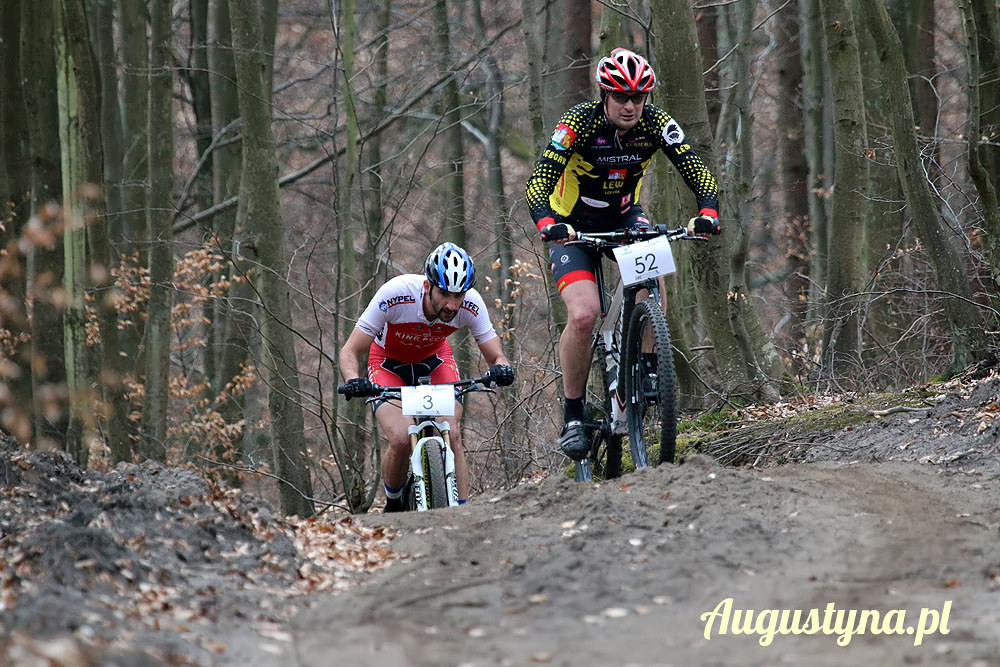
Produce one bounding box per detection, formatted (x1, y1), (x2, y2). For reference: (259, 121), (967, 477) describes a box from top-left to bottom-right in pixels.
(595, 48), (656, 93)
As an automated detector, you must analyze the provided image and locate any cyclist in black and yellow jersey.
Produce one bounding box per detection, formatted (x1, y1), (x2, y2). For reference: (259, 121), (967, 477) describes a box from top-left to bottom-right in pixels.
(524, 47), (721, 459)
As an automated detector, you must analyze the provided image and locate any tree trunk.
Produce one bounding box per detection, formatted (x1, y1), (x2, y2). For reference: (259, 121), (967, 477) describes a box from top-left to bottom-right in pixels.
(723, 0), (783, 399)
(83, 0), (133, 463)
(207, 0), (249, 399)
(959, 0), (1000, 292)
(187, 0), (215, 219)
(520, 0), (546, 146)
(854, 19), (910, 380)
(207, 0), (253, 483)
(776, 0), (811, 375)
(355, 0), (391, 508)
(86, 0), (123, 250)
(859, 0), (992, 372)
(2, 2), (29, 228)
(20, 0), (67, 449)
(2, 1), (34, 442)
(228, 0), (314, 517)
(472, 0), (522, 483)
(971, 0), (1000, 197)
(116, 0), (148, 361)
(650, 0), (764, 399)
(333, 0), (370, 514)
(598, 0), (626, 58)
(819, 0), (869, 378)
(141, 0), (175, 462)
(522, 0), (565, 358)
(887, 0), (938, 170)
(799, 0), (831, 308)
(115, 0), (148, 251)
(54, 0), (108, 464)
(561, 0), (592, 108)
(696, 1), (721, 130)
(433, 0), (471, 375)
(1, 3), (29, 232)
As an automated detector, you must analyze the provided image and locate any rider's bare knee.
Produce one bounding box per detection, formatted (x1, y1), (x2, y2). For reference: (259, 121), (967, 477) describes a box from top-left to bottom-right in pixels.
(567, 304), (599, 332)
(387, 436), (410, 457)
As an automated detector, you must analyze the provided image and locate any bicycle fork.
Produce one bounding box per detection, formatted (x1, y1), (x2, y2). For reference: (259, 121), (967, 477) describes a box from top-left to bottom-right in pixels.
(407, 420), (460, 511)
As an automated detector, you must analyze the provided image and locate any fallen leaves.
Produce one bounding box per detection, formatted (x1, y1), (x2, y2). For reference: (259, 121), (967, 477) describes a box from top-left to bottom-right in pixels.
(288, 516), (403, 593)
(0, 442), (408, 665)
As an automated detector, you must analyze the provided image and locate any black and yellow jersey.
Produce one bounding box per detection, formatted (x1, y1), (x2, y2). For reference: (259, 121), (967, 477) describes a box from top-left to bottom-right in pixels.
(525, 100), (719, 231)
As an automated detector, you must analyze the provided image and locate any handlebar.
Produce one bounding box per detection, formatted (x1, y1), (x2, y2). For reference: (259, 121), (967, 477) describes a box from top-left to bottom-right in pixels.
(568, 224), (707, 250)
(336, 373), (497, 402)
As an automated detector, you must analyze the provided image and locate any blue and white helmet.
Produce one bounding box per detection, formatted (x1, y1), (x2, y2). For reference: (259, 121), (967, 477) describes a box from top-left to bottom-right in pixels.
(425, 242), (476, 292)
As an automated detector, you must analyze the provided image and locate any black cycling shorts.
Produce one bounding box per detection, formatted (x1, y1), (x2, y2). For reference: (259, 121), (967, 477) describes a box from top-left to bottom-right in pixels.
(548, 206), (652, 293)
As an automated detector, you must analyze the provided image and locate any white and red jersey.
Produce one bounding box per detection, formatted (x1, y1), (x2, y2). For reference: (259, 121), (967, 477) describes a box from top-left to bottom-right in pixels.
(355, 274), (497, 363)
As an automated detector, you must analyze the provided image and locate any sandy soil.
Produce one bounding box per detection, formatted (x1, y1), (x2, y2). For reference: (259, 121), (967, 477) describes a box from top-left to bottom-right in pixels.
(2, 373), (999, 666)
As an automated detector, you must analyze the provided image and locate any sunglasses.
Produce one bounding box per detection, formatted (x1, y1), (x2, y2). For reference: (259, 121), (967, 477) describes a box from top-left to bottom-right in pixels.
(609, 91), (648, 105)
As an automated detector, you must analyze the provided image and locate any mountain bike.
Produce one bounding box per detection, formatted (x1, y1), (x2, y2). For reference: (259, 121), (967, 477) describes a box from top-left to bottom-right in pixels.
(337, 375), (496, 511)
(569, 224), (705, 482)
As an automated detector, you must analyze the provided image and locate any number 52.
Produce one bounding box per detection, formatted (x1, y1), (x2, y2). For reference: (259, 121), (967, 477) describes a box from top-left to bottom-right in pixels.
(634, 253), (658, 274)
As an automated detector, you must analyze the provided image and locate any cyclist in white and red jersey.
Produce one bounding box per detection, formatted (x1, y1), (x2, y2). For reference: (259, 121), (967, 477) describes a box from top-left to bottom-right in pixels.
(338, 243), (514, 511)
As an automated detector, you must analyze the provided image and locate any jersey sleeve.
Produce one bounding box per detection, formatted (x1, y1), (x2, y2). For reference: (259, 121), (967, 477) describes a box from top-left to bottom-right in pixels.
(464, 289), (498, 345)
(524, 102), (595, 229)
(649, 107), (720, 217)
(354, 280), (395, 338)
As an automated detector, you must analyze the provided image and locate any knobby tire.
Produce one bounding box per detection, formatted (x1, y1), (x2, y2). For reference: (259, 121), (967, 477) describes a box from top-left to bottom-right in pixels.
(423, 441), (450, 509)
(623, 298), (677, 466)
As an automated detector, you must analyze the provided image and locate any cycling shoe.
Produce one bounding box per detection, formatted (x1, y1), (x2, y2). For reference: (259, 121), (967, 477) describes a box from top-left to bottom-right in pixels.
(559, 421), (590, 460)
(383, 495), (405, 513)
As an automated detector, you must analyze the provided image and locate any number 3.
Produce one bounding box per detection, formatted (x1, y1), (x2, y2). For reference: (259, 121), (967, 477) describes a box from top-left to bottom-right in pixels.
(423, 394), (434, 409)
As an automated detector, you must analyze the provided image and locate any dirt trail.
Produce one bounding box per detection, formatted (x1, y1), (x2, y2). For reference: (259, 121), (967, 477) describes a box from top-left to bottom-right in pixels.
(3, 376), (999, 666)
(246, 457), (1000, 667)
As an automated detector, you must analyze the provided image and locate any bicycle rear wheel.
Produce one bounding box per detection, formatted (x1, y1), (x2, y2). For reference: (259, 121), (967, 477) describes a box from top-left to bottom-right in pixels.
(423, 440), (450, 509)
(623, 298), (677, 466)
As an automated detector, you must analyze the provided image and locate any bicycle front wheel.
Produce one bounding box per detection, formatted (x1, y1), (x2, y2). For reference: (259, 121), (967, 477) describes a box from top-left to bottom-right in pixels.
(623, 298), (678, 466)
(423, 440), (450, 509)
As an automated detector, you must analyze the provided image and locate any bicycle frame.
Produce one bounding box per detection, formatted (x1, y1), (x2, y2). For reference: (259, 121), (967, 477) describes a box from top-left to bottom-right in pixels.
(568, 225), (698, 480)
(593, 258), (662, 436)
(337, 374), (495, 511)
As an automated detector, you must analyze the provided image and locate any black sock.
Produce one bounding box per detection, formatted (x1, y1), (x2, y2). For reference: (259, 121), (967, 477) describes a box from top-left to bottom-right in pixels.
(564, 396), (585, 423)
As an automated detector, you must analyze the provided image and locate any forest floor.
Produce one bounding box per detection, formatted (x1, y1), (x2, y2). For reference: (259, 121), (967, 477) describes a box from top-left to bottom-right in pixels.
(2, 371), (999, 666)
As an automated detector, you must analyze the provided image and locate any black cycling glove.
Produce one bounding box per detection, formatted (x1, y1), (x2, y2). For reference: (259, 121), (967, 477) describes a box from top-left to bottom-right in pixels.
(487, 364), (515, 387)
(339, 377), (375, 399)
(541, 223), (575, 243)
(687, 215), (721, 236)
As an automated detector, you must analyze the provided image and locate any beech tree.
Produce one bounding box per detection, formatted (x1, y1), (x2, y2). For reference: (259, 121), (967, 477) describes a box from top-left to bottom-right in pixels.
(860, 0), (993, 372)
(228, 0), (314, 517)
